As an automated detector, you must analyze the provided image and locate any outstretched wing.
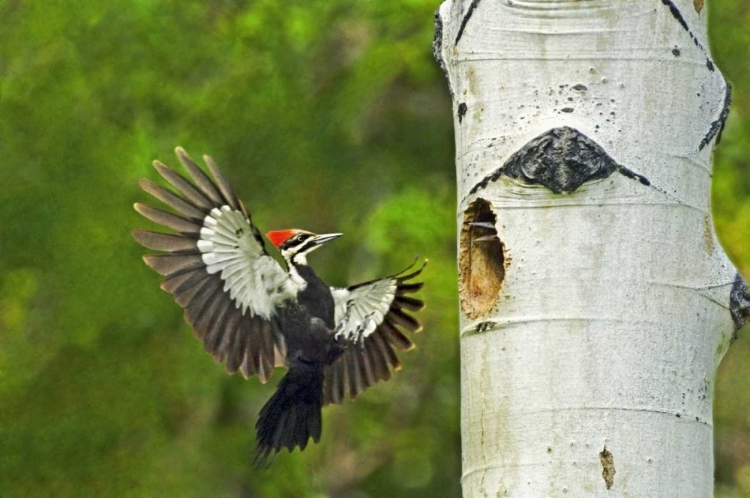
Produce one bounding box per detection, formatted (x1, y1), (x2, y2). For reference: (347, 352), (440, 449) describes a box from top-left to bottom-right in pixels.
(323, 260), (427, 404)
(133, 147), (298, 383)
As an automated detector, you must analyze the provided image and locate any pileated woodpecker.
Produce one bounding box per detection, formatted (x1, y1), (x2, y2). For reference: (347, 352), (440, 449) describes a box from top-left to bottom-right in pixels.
(132, 148), (426, 465)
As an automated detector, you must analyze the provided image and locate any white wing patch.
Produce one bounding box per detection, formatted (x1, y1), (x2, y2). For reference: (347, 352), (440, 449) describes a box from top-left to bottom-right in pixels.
(332, 279), (397, 344)
(197, 205), (301, 319)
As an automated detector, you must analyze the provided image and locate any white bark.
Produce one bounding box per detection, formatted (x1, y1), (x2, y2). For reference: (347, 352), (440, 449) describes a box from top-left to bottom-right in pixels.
(434, 0), (747, 496)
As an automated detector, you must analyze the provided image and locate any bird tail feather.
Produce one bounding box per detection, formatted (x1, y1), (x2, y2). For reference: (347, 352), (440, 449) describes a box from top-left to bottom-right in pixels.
(253, 359), (324, 467)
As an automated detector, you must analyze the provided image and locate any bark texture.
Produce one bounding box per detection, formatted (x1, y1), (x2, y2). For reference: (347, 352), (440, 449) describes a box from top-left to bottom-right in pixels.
(435, 0), (746, 495)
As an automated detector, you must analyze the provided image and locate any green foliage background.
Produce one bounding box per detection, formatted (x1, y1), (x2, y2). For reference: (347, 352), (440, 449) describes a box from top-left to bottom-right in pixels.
(0, 1), (748, 496)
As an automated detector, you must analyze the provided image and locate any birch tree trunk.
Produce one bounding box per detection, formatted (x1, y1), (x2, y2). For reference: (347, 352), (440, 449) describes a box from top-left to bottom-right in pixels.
(433, 1), (749, 496)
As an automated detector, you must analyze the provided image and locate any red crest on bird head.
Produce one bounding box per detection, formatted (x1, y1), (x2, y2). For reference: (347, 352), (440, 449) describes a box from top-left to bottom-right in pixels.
(266, 229), (298, 248)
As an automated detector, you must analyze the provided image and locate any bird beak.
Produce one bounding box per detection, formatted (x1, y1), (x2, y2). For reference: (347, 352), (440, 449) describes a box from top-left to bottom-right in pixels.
(311, 232), (343, 247)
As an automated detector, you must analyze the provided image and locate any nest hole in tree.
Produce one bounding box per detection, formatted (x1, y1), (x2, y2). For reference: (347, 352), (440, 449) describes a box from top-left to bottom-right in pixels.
(459, 198), (505, 320)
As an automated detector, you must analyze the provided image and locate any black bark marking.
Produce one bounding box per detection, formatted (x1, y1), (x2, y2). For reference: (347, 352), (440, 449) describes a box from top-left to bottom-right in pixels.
(699, 83), (732, 151)
(617, 166), (651, 186)
(455, 0), (481, 45)
(572, 84), (588, 92)
(469, 127), (650, 195)
(475, 321), (496, 333)
(672, 47), (681, 57)
(600, 446), (615, 490)
(661, 0), (690, 32)
(433, 9), (448, 78)
(660, 0), (715, 72)
(458, 102), (468, 123)
(730, 273), (750, 342)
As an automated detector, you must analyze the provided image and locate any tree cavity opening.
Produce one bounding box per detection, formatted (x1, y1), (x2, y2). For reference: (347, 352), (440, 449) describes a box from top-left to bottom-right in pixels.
(459, 198), (505, 320)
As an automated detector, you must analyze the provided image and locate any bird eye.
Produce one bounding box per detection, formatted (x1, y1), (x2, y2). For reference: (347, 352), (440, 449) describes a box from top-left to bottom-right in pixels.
(296, 234), (306, 242)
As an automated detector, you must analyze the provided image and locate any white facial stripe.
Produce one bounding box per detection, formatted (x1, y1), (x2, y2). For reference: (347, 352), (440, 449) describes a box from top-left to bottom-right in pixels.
(283, 237), (322, 266)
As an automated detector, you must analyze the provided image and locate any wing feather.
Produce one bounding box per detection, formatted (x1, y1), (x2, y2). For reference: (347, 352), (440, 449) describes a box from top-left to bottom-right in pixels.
(193, 283), (228, 340)
(396, 281), (424, 295)
(143, 254), (204, 277)
(360, 348), (376, 386)
(368, 337), (392, 382)
(132, 230), (197, 253)
(161, 269), (203, 295)
(332, 358), (343, 403)
(250, 320), (267, 379)
(380, 320), (415, 351)
(323, 260), (426, 405)
(203, 154), (240, 210)
(393, 295), (425, 312)
(372, 330), (401, 371)
(258, 320), (276, 374)
(134, 148), (297, 383)
(175, 146), (225, 205)
(387, 307), (422, 333)
(139, 179), (206, 221)
(201, 302), (232, 360)
(153, 161), (214, 211)
(170, 273), (212, 307)
(348, 351), (364, 398)
(224, 309), (246, 373)
(239, 322), (259, 378)
(134, 203), (202, 235)
(184, 277), (223, 328)
(273, 337), (286, 367)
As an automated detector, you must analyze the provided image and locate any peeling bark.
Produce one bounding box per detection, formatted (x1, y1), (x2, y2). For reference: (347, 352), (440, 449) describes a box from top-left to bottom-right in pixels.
(436, 0), (740, 496)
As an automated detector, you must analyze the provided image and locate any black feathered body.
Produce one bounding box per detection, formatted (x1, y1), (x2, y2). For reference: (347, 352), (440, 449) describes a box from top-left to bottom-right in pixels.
(295, 264), (335, 327)
(278, 263), (341, 364)
(255, 262), (343, 465)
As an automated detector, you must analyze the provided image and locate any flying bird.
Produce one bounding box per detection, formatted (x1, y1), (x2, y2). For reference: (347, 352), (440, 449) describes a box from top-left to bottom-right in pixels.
(132, 148), (426, 465)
